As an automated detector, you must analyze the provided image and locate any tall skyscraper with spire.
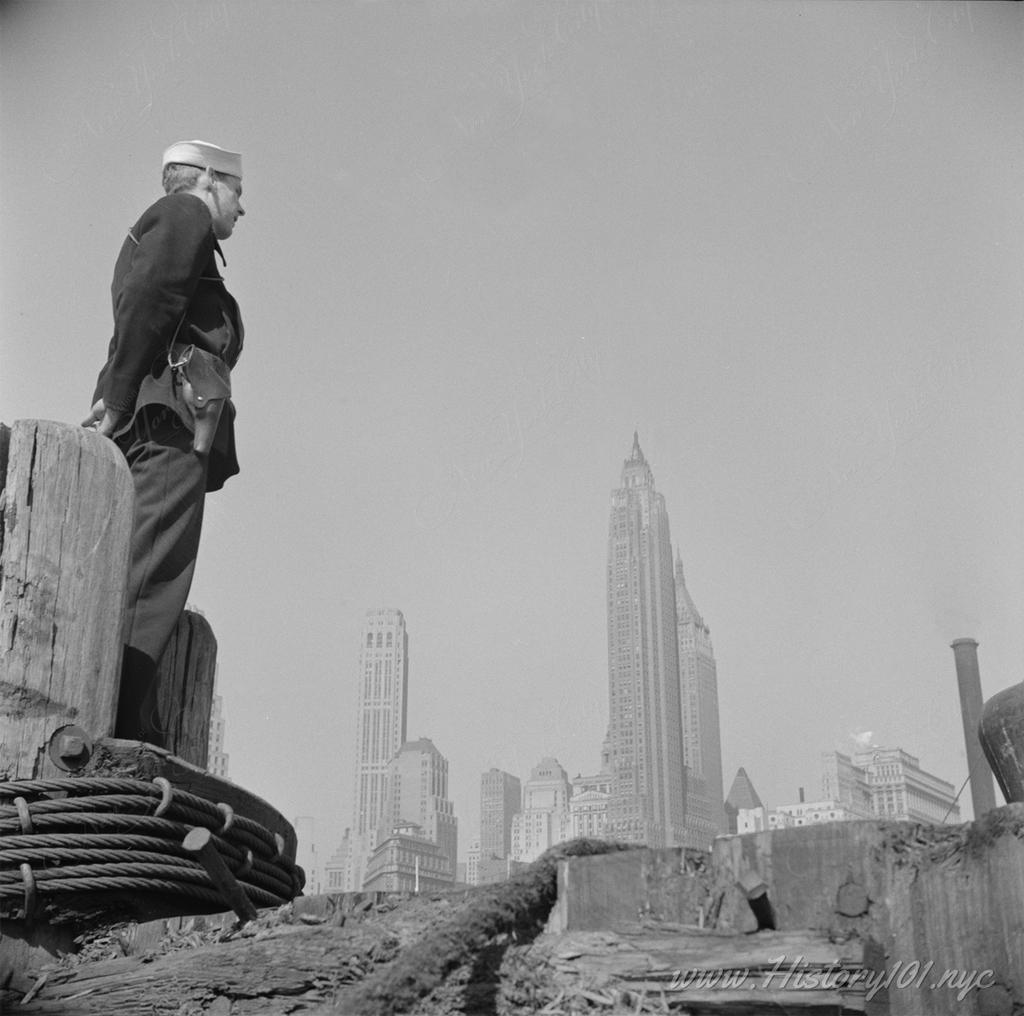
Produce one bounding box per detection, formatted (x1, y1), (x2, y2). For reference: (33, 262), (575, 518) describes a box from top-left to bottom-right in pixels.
(675, 552), (726, 843)
(346, 607), (409, 889)
(605, 433), (687, 847)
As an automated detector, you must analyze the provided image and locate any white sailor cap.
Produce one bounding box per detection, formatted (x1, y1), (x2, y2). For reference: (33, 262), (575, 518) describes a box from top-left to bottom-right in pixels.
(162, 140), (242, 179)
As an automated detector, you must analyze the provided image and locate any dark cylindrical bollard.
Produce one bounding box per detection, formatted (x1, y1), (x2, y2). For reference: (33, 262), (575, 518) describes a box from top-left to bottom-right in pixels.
(951, 638), (997, 817)
(979, 683), (1024, 805)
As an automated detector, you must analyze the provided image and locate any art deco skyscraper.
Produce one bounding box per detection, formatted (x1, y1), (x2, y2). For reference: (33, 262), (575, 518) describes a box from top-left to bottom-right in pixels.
(605, 434), (687, 847)
(675, 552), (726, 844)
(347, 608), (409, 888)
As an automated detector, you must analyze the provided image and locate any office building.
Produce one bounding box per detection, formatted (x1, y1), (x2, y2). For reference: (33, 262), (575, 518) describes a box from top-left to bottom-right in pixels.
(479, 768), (521, 873)
(605, 433), (687, 847)
(675, 551), (726, 845)
(207, 686), (228, 777)
(323, 834), (351, 892)
(293, 816), (322, 896)
(738, 749), (961, 832)
(347, 608), (409, 889)
(570, 768), (611, 840)
(823, 748), (961, 824)
(363, 821), (454, 893)
(511, 757), (573, 863)
(465, 838), (481, 886)
(377, 737), (458, 883)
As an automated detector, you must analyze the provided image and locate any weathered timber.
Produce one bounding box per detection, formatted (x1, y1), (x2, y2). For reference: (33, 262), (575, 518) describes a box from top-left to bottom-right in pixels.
(521, 926), (870, 1014)
(7, 889), (469, 1014)
(0, 420), (133, 781)
(6, 905), (872, 1016)
(81, 738), (298, 862)
(710, 806), (1024, 1016)
(155, 609), (217, 767)
(546, 844), (713, 933)
(0, 421), (11, 521)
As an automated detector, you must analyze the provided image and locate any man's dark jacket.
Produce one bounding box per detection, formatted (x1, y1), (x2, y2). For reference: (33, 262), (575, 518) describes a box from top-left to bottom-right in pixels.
(92, 192), (243, 492)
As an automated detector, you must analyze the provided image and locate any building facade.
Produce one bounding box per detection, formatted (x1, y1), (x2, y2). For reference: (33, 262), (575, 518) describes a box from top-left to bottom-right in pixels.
(675, 551), (726, 846)
(207, 688), (228, 777)
(737, 798), (860, 833)
(363, 822), (454, 893)
(465, 838), (480, 886)
(826, 748), (961, 824)
(322, 835), (351, 892)
(377, 737), (458, 881)
(293, 816), (322, 896)
(347, 608), (410, 889)
(739, 749), (962, 832)
(479, 768), (521, 880)
(820, 752), (876, 819)
(570, 768), (611, 840)
(605, 434), (687, 847)
(511, 757), (573, 863)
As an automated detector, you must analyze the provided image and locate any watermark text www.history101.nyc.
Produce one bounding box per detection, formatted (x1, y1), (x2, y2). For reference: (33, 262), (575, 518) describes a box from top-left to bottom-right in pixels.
(669, 956), (996, 1003)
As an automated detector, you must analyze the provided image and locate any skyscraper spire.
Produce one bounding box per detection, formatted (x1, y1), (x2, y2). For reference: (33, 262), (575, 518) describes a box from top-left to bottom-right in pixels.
(622, 432), (654, 488)
(630, 430), (644, 462)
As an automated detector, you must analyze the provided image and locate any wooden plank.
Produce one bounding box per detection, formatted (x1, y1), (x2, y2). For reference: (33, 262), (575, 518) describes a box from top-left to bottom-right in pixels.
(6, 894), (437, 1014)
(82, 738), (298, 862)
(509, 927), (869, 1015)
(155, 609), (217, 768)
(548, 846), (714, 933)
(0, 420), (133, 780)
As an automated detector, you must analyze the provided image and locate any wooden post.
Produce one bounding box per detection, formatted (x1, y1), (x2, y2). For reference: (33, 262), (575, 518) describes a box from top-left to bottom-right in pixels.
(0, 420), (133, 780)
(155, 609), (218, 768)
(0, 422), (10, 509)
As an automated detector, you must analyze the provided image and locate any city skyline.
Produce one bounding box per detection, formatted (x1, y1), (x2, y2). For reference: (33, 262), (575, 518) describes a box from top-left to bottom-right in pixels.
(330, 432), (978, 867)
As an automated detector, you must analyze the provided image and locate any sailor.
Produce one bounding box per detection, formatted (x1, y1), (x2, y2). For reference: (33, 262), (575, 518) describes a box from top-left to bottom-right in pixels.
(84, 140), (246, 744)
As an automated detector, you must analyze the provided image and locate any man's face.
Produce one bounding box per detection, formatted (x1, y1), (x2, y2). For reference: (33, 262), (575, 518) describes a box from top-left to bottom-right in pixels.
(209, 174), (245, 240)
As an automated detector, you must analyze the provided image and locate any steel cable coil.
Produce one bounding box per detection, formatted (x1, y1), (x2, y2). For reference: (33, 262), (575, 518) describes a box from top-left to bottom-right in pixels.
(0, 776), (303, 924)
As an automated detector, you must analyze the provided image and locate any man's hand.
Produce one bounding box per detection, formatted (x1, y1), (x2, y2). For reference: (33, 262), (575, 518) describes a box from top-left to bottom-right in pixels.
(81, 399), (125, 438)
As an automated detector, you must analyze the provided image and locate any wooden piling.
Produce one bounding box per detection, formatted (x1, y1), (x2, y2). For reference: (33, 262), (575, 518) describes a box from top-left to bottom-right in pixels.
(0, 420), (133, 780)
(156, 609), (218, 768)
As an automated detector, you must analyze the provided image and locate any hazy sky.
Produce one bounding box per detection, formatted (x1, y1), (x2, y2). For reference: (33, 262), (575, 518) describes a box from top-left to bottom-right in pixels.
(2, 1), (1021, 858)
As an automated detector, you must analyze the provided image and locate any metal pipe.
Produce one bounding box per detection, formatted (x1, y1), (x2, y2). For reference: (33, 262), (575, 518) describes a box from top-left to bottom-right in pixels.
(951, 638), (997, 817)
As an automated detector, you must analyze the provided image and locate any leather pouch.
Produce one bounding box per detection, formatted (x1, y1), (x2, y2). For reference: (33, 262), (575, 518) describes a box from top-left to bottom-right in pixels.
(169, 344), (232, 454)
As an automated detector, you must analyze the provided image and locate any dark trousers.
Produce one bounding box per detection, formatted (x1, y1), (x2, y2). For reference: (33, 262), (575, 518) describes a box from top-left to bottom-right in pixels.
(115, 406), (209, 744)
